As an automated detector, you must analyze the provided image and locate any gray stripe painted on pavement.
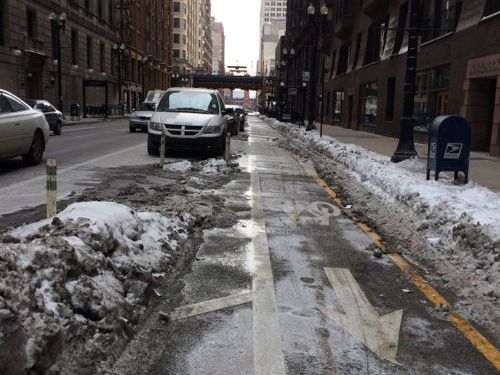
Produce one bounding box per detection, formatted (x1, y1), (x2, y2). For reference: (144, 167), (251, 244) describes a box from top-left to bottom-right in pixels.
(251, 171), (287, 375)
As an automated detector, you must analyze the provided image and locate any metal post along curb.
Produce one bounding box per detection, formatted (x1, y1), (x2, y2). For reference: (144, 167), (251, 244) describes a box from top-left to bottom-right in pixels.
(160, 129), (166, 167)
(46, 159), (57, 218)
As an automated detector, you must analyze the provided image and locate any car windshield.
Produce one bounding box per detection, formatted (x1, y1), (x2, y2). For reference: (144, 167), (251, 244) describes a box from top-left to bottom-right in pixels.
(136, 102), (156, 111)
(157, 91), (219, 114)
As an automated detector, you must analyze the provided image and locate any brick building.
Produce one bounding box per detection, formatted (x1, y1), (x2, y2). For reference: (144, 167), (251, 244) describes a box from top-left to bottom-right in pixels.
(211, 18), (225, 75)
(284, 0), (500, 156)
(172, 0), (212, 76)
(0, 0), (173, 115)
(123, 0), (173, 110)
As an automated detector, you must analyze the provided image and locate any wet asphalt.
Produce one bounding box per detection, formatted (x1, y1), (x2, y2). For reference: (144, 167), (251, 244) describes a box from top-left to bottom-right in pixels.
(149, 117), (497, 374)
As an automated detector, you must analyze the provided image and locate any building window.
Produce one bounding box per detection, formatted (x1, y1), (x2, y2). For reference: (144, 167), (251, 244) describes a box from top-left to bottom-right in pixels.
(100, 42), (105, 71)
(174, 33), (180, 43)
(173, 49), (180, 58)
(71, 29), (79, 65)
(364, 18), (388, 65)
(326, 91), (331, 116)
(85, 0), (92, 13)
(50, 20), (58, 59)
(336, 42), (350, 75)
(385, 77), (396, 122)
(109, 0), (114, 25)
(111, 47), (115, 75)
(392, 1), (409, 55)
(0, 0), (5, 45)
(332, 90), (344, 122)
(422, 0), (463, 42)
(87, 36), (93, 68)
(173, 2), (180, 12)
(483, 0), (500, 17)
(352, 33), (361, 69)
(26, 8), (37, 39)
(174, 17), (180, 28)
(414, 65), (450, 129)
(360, 82), (378, 127)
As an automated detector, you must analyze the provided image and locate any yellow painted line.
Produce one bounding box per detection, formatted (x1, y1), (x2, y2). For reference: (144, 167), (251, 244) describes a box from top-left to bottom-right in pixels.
(292, 154), (500, 371)
(448, 313), (500, 370)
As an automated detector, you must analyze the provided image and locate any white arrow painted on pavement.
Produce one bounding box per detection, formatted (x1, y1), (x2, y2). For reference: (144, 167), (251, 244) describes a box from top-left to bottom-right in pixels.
(319, 267), (403, 365)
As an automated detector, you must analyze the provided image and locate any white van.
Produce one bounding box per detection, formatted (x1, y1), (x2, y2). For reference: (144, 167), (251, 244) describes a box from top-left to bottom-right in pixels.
(147, 87), (230, 155)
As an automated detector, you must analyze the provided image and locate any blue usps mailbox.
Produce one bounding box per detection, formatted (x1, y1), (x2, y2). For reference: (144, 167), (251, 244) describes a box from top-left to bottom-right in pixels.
(426, 115), (470, 183)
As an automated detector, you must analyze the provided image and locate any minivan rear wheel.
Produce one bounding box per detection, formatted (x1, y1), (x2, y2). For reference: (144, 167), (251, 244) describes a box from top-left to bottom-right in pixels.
(22, 132), (44, 166)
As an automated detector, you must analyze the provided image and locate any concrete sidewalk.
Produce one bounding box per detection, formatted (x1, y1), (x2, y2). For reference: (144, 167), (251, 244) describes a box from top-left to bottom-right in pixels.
(318, 124), (500, 192)
(62, 115), (129, 127)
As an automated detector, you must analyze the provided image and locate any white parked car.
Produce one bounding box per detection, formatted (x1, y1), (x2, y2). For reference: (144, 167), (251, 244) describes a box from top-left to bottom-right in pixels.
(148, 88), (229, 156)
(0, 89), (50, 165)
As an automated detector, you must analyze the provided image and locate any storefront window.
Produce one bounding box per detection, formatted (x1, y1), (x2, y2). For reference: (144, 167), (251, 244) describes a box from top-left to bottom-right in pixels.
(332, 90), (344, 122)
(360, 83), (378, 127)
(414, 65), (450, 130)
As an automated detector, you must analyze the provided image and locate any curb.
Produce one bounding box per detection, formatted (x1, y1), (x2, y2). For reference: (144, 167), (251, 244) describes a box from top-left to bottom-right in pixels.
(62, 116), (129, 127)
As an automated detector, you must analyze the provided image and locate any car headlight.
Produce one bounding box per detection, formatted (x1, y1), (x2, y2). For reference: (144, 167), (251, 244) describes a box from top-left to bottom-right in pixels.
(203, 124), (223, 134)
(149, 122), (164, 131)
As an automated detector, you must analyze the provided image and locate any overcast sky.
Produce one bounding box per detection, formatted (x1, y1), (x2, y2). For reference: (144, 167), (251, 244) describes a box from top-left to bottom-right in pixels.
(211, 0), (261, 75)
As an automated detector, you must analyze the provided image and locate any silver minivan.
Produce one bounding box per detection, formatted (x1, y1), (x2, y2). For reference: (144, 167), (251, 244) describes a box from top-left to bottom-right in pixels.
(0, 89), (50, 165)
(147, 88), (229, 155)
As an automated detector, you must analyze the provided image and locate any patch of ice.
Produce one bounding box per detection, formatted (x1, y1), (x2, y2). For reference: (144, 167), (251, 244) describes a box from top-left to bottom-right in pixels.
(163, 160), (192, 172)
(200, 158), (230, 176)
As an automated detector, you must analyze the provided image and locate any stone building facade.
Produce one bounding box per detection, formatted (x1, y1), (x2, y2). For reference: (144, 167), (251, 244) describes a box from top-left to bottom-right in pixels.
(259, 0), (287, 76)
(211, 18), (225, 75)
(285, 0), (500, 156)
(172, 0), (211, 76)
(0, 0), (173, 115)
(124, 0), (173, 110)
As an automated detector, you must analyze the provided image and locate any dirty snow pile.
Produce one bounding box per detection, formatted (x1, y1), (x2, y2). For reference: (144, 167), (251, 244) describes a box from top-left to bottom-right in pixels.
(163, 160), (192, 173)
(268, 118), (500, 333)
(0, 202), (192, 374)
(269, 118), (500, 243)
(200, 158), (232, 176)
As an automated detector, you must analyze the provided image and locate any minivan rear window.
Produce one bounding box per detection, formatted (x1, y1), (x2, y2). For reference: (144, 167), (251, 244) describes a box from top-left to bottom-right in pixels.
(157, 91), (220, 114)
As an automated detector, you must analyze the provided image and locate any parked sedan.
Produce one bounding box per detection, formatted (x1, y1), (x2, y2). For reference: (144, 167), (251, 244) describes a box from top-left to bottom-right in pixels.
(129, 102), (157, 132)
(24, 99), (63, 135)
(235, 106), (246, 131)
(0, 89), (50, 165)
(224, 105), (240, 135)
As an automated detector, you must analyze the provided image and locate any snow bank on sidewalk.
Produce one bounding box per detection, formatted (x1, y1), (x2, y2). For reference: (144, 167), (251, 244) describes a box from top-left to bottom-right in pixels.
(269, 119), (500, 242)
(0, 201), (192, 373)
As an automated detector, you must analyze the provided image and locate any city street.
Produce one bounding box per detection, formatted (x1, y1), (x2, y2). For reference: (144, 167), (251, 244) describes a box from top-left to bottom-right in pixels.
(0, 119), (157, 216)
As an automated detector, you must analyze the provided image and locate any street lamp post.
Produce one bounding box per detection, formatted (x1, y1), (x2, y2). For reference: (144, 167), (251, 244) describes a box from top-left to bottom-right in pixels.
(49, 12), (67, 113)
(391, 0), (420, 162)
(142, 56), (149, 100)
(306, 2), (329, 131)
(302, 81), (308, 126)
(113, 43), (126, 114)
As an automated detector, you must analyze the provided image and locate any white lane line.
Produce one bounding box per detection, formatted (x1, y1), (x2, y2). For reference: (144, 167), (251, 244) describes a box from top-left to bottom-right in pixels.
(168, 291), (253, 321)
(251, 172), (287, 375)
(62, 126), (100, 133)
(0, 143), (146, 196)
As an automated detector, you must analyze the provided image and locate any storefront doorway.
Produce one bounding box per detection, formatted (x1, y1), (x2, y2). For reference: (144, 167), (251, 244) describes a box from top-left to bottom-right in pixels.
(464, 54), (500, 156)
